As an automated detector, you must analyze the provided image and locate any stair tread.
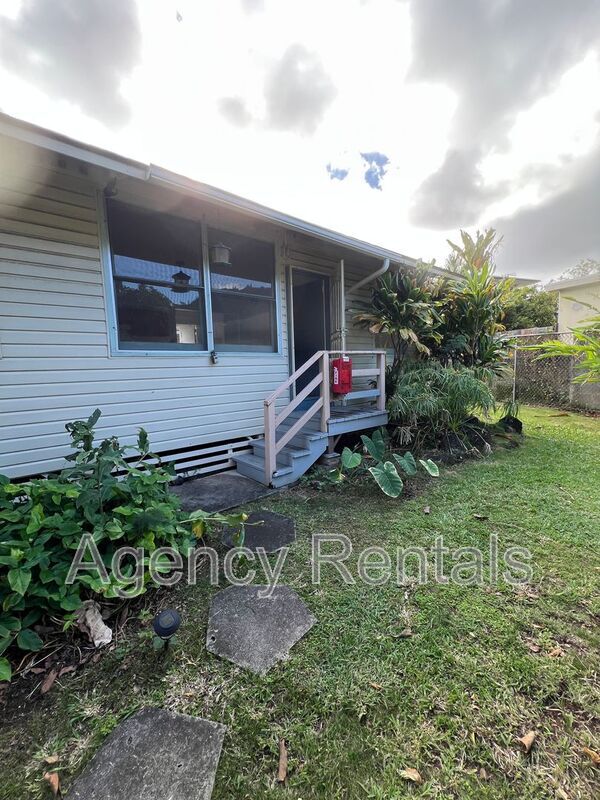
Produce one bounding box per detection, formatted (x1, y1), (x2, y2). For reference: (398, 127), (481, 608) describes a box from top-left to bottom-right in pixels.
(252, 441), (311, 459)
(234, 452), (293, 476)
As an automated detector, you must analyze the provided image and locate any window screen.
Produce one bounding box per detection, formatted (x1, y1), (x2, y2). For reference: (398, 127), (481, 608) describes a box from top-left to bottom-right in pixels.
(107, 200), (206, 350)
(209, 228), (277, 351)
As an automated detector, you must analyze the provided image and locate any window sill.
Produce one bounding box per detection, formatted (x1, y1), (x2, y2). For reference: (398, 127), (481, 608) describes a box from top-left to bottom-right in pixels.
(108, 348), (285, 359)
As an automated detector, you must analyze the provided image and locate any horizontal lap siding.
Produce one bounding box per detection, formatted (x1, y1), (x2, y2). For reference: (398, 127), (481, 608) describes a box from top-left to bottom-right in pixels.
(285, 235), (381, 386)
(0, 148), (289, 477)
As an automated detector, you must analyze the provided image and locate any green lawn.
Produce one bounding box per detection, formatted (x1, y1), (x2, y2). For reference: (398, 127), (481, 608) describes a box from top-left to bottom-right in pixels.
(1, 407), (599, 799)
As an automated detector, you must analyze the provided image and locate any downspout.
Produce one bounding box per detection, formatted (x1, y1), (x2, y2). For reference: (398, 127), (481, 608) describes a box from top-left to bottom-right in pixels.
(347, 257), (390, 295)
(339, 258), (346, 352)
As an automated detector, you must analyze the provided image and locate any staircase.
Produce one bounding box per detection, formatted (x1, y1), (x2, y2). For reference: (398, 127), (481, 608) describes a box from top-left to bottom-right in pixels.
(234, 350), (387, 487)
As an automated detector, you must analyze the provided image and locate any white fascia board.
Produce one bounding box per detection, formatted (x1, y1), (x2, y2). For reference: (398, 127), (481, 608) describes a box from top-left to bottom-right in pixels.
(147, 165), (423, 271)
(0, 116), (148, 180)
(550, 275), (600, 291)
(0, 111), (440, 274)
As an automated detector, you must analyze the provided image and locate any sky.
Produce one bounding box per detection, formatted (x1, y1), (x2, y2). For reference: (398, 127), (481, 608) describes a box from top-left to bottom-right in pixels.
(1, 0), (599, 280)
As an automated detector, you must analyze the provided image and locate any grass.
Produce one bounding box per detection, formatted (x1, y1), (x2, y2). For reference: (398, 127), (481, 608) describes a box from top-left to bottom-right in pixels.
(1, 407), (599, 799)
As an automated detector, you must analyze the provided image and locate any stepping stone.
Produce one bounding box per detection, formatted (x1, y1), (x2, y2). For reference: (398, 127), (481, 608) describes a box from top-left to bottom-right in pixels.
(68, 708), (226, 800)
(222, 510), (296, 552)
(206, 585), (316, 675)
(172, 472), (274, 512)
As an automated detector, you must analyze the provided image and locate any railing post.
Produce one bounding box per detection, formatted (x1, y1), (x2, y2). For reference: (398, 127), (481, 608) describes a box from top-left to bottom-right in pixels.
(264, 400), (276, 485)
(320, 351), (330, 432)
(377, 351), (386, 412)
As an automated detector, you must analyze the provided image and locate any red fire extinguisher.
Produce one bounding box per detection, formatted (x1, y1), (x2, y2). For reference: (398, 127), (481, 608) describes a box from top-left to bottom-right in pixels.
(331, 355), (352, 394)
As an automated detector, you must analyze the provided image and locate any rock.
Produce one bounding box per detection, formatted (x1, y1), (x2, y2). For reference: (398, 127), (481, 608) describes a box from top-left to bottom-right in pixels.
(206, 585), (316, 675)
(171, 472), (274, 513)
(222, 510), (295, 552)
(67, 708), (226, 800)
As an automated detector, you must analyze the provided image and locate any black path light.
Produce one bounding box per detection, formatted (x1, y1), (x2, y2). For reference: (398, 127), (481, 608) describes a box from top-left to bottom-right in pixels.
(152, 608), (181, 652)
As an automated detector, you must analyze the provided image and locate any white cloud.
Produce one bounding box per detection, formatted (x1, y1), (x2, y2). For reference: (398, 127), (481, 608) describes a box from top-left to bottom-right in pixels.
(0, 0), (598, 277)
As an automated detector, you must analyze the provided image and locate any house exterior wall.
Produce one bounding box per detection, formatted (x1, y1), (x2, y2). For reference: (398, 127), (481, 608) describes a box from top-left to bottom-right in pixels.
(0, 137), (378, 478)
(557, 281), (600, 329)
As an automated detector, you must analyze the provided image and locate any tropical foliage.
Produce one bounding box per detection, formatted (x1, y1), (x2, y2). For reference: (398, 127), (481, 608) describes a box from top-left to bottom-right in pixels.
(502, 286), (557, 331)
(330, 429), (439, 498)
(354, 264), (442, 377)
(432, 230), (513, 369)
(387, 362), (496, 448)
(0, 410), (244, 676)
(525, 308), (600, 384)
(355, 229), (513, 449)
(357, 230), (513, 383)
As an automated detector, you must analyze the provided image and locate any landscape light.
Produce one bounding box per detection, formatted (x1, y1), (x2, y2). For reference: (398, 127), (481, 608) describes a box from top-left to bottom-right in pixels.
(152, 608), (182, 651)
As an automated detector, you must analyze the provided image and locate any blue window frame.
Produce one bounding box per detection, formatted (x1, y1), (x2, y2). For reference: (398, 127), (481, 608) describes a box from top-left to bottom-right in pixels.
(106, 200), (207, 351)
(101, 197), (282, 356)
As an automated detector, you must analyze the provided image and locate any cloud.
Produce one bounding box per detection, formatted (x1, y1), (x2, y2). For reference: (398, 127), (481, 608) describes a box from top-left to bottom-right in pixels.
(0, 0), (141, 126)
(326, 164), (349, 181)
(264, 44), (336, 135)
(218, 97), (253, 128)
(408, 0), (600, 228)
(360, 151), (389, 190)
(241, 0), (263, 11)
(492, 143), (600, 279)
(410, 148), (508, 228)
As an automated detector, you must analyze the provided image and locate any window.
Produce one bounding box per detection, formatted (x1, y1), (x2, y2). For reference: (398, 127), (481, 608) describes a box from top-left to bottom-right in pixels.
(104, 201), (280, 354)
(209, 227), (277, 351)
(106, 200), (207, 350)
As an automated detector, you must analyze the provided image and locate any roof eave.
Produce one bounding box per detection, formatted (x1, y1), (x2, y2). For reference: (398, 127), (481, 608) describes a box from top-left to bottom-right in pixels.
(0, 110), (435, 272)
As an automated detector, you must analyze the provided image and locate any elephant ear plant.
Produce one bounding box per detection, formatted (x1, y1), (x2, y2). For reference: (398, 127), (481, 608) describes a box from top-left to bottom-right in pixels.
(0, 410), (245, 682)
(331, 428), (439, 498)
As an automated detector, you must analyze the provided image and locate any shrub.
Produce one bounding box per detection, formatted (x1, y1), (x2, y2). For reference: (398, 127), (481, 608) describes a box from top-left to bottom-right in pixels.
(525, 310), (600, 384)
(0, 410), (242, 676)
(354, 265), (443, 375)
(434, 230), (514, 370)
(502, 286), (557, 331)
(329, 429), (439, 498)
(387, 362), (496, 448)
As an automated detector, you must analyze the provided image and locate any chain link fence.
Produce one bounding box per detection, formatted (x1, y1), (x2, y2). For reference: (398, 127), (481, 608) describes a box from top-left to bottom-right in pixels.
(494, 330), (600, 411)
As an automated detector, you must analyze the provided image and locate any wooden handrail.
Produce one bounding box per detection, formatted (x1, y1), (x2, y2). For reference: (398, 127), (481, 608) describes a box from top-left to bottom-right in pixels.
(276, 397), (323, 453)
(275, 372), (323, 427)
(263, 349), (386, 484)
(265, 349), (324, 406)
(328, 349), (387, 355)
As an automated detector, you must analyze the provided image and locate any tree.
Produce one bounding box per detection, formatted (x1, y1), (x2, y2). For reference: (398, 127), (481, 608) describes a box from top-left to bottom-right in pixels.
(502, 287), (557, 331)
(434, 229), (513, 370)
(354, 263), (442, 378)
(549, 258), (600, 283)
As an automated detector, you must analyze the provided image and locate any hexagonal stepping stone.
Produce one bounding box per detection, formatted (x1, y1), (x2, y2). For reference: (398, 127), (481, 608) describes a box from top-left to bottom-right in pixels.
(206, 585), (316, 675)
(68, 708), (226, 800)
(222, 510), (296, 552)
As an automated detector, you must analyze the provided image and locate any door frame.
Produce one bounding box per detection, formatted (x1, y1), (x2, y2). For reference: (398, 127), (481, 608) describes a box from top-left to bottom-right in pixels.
(287, 265), (332, 388)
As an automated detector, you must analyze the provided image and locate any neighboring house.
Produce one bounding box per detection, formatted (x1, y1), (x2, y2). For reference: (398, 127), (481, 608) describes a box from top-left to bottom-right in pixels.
(551, 274), (600, 330)
(0, 113), (438, 486)
(497, 274), (539, 288)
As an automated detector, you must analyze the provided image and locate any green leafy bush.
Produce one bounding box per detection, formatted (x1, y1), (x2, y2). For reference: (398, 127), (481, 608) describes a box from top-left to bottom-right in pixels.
(0, 410), (242, 675)
(354, 265), (443, 376)
(388, 362), (496, 448)
(334, 429), (439, 498)
(525, 310), (600, 384)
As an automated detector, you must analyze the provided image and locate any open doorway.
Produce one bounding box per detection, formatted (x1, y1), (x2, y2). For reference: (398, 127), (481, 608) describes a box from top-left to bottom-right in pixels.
(290, 268), (330, 394)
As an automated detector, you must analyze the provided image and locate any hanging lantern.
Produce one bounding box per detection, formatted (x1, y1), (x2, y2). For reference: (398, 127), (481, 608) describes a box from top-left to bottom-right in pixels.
(172, 269), (191, 292)
(209, 242), (231, 266)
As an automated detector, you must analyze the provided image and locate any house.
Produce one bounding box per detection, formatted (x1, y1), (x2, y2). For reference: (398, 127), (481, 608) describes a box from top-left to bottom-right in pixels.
(0, 113), (435, 486)
(551, 274), (600, 330)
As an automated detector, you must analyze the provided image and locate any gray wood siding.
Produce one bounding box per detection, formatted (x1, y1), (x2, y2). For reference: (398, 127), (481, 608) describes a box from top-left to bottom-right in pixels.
(0, 139), (384, 479)
(0, 143), (289, 477)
